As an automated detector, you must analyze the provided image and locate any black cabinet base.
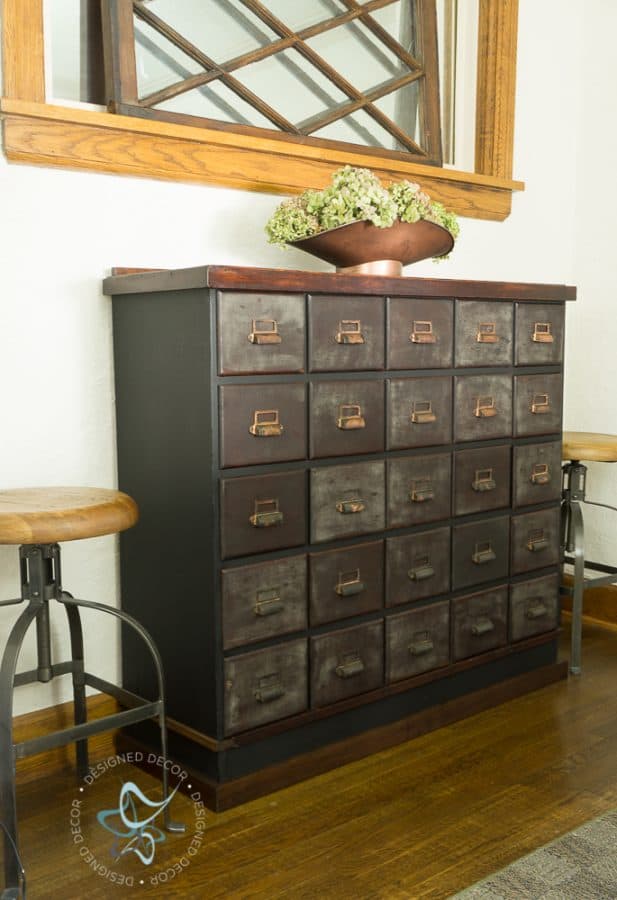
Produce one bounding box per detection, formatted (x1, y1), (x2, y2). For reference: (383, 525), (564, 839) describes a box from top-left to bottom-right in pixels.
(116, 640), (566, 812)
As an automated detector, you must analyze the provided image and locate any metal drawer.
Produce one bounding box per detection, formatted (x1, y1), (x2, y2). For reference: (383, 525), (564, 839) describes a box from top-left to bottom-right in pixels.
(309, 540), (384, 626)
(452, 585), (508, 661)
(217, 291), (305, 374)
(514, 374), (562, 437)
(309, 380), (385, 459)
(511, 507), (561, 575)
(513, 440), (562, 508)
(386, 600), (450, 682)
(515, 303), (564, 366)
(452, 515), (510, 590)
(455, 300), (513, 367)
(309, 295), (384, 372)
(220, 470), (307, 559)
(386, 526), (451, 607)
(310, 620), (383, 708)
(224, 638), (308, 735)
(387, 297), (454, 369)
(387, 452), (451, 528)
(221, 555), (307, 650)
(454, 374), (512, 442)
(387, 376), (452, 450)
(310, 460), (385, 544)
(510, 573), (560, 642)
(454, 444), (511, 516)
(219, 383), (307, 468)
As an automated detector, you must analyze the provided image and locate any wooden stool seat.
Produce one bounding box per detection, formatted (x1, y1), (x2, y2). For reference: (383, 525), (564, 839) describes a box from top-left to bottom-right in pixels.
(0, 487), (138, 545)
(562, 431), (617, 463)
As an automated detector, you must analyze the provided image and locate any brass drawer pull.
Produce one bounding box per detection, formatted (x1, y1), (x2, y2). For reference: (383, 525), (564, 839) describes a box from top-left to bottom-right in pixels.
(474, 395), (497, 418)
(409, 633), (434, 656)
(254, 674), (285, 703)
(472, 541), (496, 565)
(531, 463), (550, 485)
(335, 568), (365, 597)
(249, 409), (284, 437)
(250, 499), (283, 528)
(410, 320), (436, 344)
(335, 654), (365, 679)
(248, 318), (281, 344)
(531, 393), (550, 414)
(476, 322), (499, 343)
(472, 468), (496, 492)
(410, 479), (434, 503)
(408, 556), (434, 581)
(336, 498), (365, 515)
(526, 602), (548, 619)
(533, 322), (554, 343)
(337, 404), (366, 430)
(411, 400), (437, 424)
(527, 529), (549, 552)
(471, 617), (495, 636)
(254, 589), (284, 617)
(336, 320), (365, 344)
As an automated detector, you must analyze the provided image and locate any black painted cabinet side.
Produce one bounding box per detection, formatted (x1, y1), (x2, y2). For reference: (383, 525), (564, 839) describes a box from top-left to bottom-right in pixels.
(112, 288), (220, 737)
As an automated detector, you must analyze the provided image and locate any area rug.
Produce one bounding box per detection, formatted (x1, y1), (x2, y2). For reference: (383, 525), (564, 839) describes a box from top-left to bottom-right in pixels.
(452, 809), (617, 899)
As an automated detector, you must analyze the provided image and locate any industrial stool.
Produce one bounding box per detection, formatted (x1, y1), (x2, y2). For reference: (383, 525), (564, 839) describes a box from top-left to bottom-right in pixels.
(0, 487), (182, 900)
(562, 433), (617, 675)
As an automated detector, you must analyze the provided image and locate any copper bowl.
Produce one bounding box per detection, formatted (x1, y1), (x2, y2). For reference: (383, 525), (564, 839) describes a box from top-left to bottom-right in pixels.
(289, 218), (454, 276)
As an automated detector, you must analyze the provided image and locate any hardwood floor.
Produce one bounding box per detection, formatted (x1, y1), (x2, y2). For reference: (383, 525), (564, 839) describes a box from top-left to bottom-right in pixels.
(9, 619), (617, 899)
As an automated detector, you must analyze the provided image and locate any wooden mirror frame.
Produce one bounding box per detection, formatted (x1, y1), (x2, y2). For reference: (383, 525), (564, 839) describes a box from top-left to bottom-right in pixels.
(0, 0), (522, 220)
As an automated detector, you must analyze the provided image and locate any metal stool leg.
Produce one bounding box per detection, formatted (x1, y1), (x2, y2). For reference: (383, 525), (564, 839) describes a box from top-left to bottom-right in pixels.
(568, 500), (585, 675)
(62, 600), (88, 777)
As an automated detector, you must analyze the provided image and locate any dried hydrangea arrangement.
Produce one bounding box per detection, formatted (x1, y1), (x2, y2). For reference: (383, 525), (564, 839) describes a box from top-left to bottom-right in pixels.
(265, 165), (460, 259)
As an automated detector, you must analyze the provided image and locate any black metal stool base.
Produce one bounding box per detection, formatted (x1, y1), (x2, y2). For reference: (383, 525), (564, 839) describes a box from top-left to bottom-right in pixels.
(0, 544), (184, 899)
(561, 462), (617, 675)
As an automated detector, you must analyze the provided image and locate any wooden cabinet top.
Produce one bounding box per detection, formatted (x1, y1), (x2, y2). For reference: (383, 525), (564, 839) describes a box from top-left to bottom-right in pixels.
(103, 266), (576, 303)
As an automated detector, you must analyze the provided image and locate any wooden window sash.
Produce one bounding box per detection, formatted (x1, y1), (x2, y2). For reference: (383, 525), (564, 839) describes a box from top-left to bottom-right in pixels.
(0, 0), (523, 221)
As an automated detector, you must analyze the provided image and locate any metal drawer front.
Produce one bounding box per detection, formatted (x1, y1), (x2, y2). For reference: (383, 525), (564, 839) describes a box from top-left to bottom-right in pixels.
(454, 374), (512, 442)
(310, 620), (383, 708)
(513, 441), (562, 508)
(514, 374), (563, 437)
(219, 383), (307, 468)
(386, 526), (451, 607)
(224, 638), (308, 735)
(310, 380), (385, 459)
(455, 300), (514, 367)
(452, 515), (510, 590)
(511, 507), (561, 575)
(515, 303), (565, 365)
(220, 469), (307, 559)
(310, 460), (385, 544)
(309, 540), (384, 626)
(222, 555), (308, 650)
(387, 453), (451, 528)
(217, 292), (305, 374)
(386, 600), (450, 682)
(387, 297), (454, 369)
(454, 445), (511, 516)
(309, 295), (384, 372)
(452, 585), (508, 661)
(387, 376), (452, 449)
(510, 573), (559, 642)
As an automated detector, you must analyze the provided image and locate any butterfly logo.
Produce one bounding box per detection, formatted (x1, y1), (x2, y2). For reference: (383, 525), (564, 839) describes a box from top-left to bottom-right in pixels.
(97, 781), (179, 865)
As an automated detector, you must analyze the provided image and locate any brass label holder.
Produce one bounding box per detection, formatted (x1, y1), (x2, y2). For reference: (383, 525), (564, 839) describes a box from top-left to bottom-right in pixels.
(476, 322), (499, 343)
(410, 479), (434, 503)
(248, 319), (281, 344)
(335, 652), (365, 679)
(254, 588), (284, 617)
(410, 320), (436, 344)
(531, 463), (550, 485)
(408, 555), (434, 581)
(474, 395), (497, 418)
(249, 409), (284, 437)
(254, 672), (285, 703)
(336, 320), (365, 344)
(526, 599), (548, 619)
(335, 568), (365, 597)
(337, 404), (366, 430)
(531, 393), (550, 414)
(336, 498), (365, 515)
(472, 468), (496, 492)
(527, 529), (549, 552)
(472, 541), (496, 564)
(471, 617), (495, 635)
(249, 499), (284, 528)
(411, 400), (437, 424)
(409, 630), (434, 656)
(533, 322), (554, 343)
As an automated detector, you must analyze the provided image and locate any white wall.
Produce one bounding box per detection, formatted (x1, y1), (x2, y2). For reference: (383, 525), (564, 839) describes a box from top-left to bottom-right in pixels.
(1, 0), (608, 717)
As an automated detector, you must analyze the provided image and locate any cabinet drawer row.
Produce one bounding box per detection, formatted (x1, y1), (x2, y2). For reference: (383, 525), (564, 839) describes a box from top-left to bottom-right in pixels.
(218, 293), (565, 374)
(220, 458), (562, 557)
(219, 374), (562, 466)
(223, 573), (560, 735)
(222, 506), (561, 648)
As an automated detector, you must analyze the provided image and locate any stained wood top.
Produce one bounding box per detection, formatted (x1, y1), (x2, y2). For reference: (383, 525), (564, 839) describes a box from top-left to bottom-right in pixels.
(0, 487), (138, 545)
(562, 432), (617, 463)
(103, 265), (576, 302)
